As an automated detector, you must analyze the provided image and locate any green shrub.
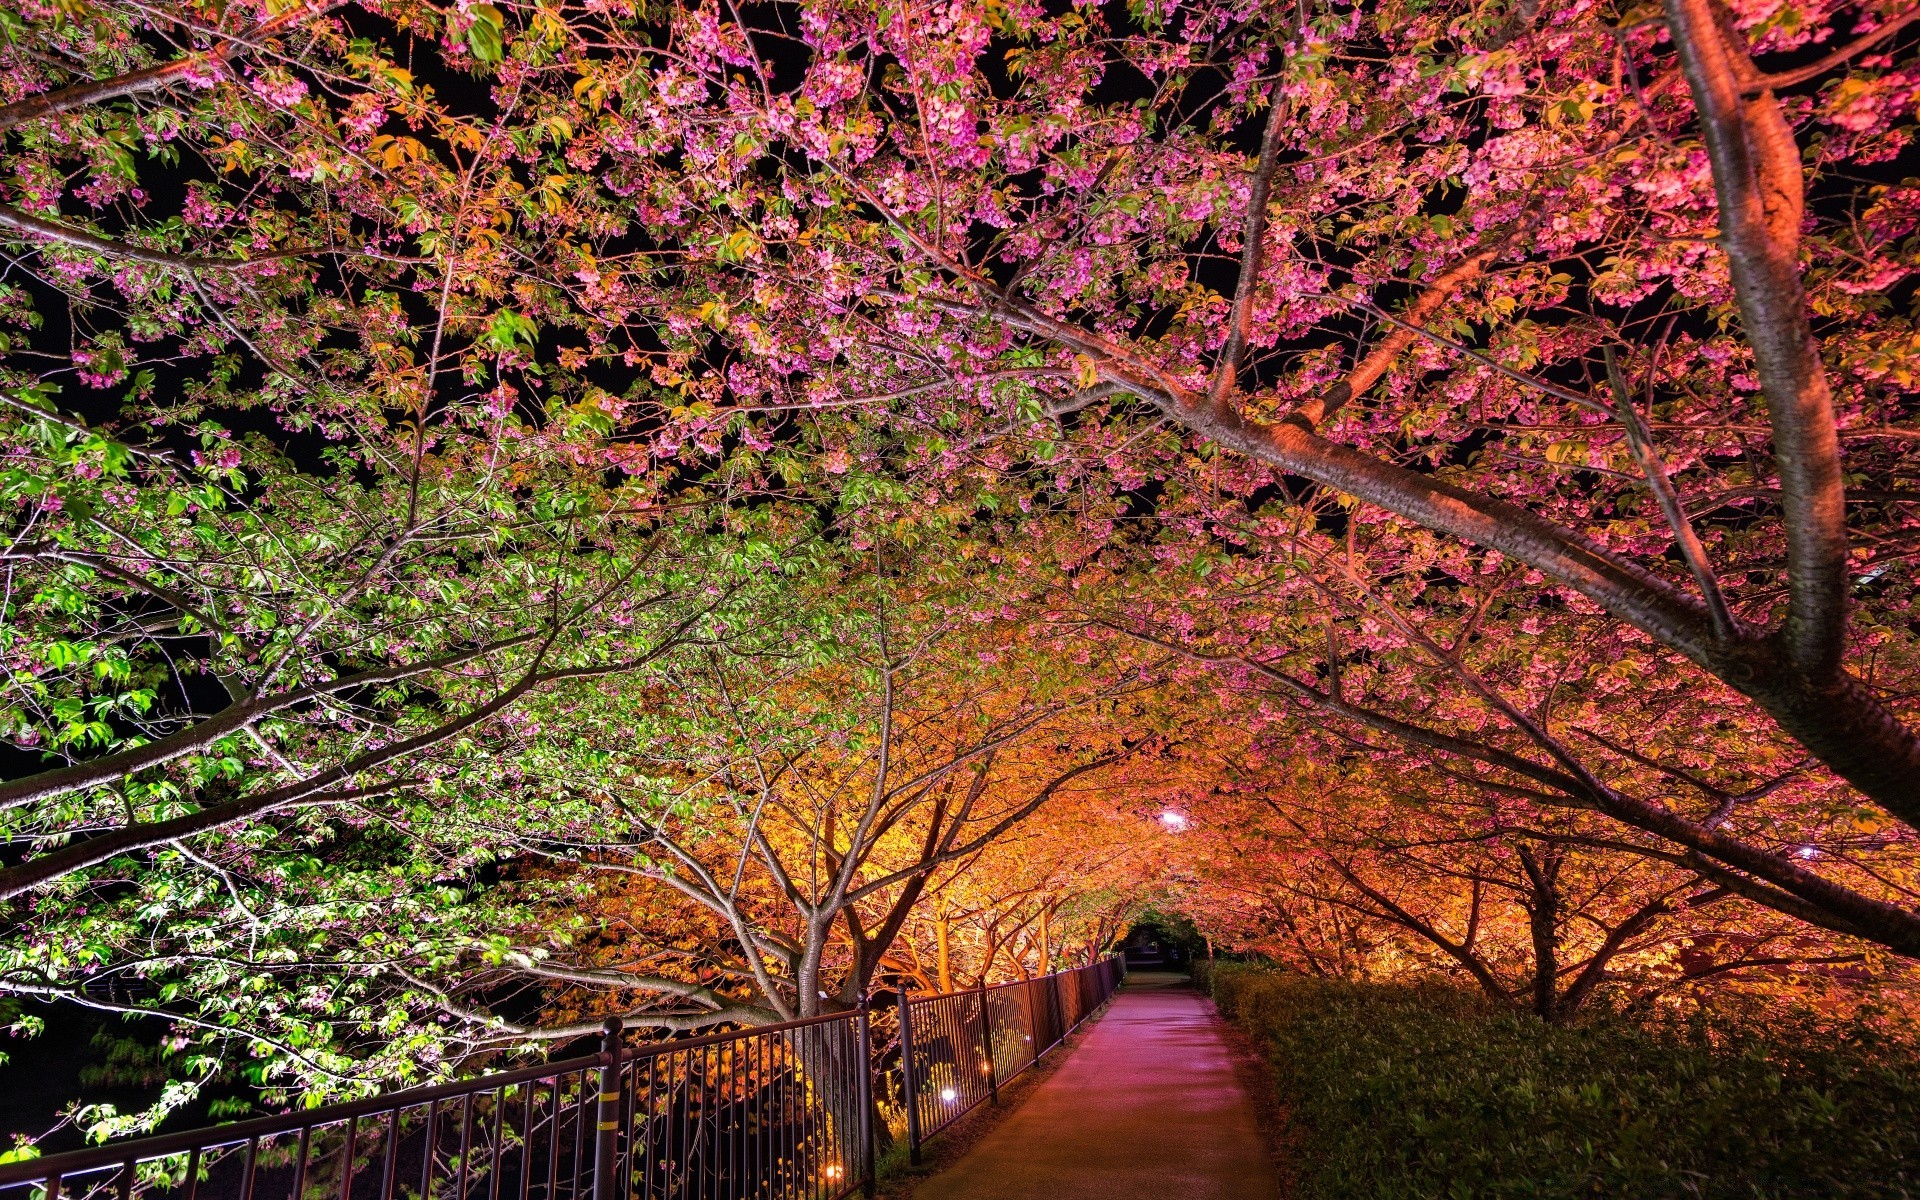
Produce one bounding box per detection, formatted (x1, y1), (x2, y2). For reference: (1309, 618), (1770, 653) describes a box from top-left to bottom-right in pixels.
(1207, 966), (1920, 1199)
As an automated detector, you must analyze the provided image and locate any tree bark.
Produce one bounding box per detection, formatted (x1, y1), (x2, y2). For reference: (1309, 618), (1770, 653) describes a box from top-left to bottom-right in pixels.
(1668, 0), (1849, 679)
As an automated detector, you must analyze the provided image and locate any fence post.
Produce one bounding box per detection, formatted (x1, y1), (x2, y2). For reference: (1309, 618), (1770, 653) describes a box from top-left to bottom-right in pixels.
(592, 1018), (623, 1200)
(976, 981), (999, 1106)
(896, 986), (923, 1165)
(856, 997), (879, 1198)
(1026, 977), (1043, 1058)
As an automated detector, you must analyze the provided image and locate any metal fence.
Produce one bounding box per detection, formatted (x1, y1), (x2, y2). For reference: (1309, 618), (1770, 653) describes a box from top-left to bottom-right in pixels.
(890, 957), (1125, 1163)
(0, 959), (1124, 1200)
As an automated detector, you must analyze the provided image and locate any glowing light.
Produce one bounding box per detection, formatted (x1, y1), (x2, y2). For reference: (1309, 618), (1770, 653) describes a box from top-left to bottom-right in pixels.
(1797, 845), (1819, 859)
(824, 1167), (843, 1180)
(1159, 810), (1187, 831)
(940, 1087), (958, 1103)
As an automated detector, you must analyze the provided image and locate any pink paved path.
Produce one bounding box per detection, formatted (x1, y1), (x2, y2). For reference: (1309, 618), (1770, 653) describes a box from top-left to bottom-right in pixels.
(911, 973), (1280, 1200)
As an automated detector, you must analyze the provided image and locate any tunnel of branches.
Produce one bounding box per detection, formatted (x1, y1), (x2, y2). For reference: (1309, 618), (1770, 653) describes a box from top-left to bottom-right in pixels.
(0, 0), (1918, 1162)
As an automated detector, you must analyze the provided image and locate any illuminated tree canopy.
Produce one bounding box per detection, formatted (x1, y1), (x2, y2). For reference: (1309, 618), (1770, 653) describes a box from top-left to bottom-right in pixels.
(1, 0), (1917, 1129)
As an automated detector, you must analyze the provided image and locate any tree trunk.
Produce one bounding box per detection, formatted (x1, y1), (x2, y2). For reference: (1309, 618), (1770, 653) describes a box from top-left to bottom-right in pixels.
(935, 911), (953, 992)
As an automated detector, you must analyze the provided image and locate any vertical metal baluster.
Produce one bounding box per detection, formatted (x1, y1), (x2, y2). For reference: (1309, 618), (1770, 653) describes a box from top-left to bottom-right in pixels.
(340, 1117), (360, 1200)
(826, 1024), (838, 1200)
(850, 1017), (861, 1193)
(701, 1044), (712, 1200)
(673, 1052), (686, 1200)
(791, 1033), (807, 1200)
(829, 1022), (843, 1200)
(800, 1029), (815, 1200)
(517, 1085), (535, 1200)
(760, 1029), (768, 1198)
(625, 1059), (641, 1200)
(778, 1032), (789, 1200)
(545, 1082), (561, 1200)
(710, 1044), (721, 1198)
(813, 1028), (827, 1199)
(793, 1031), (805, 1200)
(896, 989), (920, 1165)
(1023, 979), (1037, 1064)
(569, 1073), (586, 1200)
(804, 1030), (814, 1200)
(379, 1110), (400, 1200)
(116, 1158), (133, 1200)
(855, 1008), (875, 1200)
(682, 1047), (695, 1200)
(817, 1026), (828, 1200)
(757, 1038), (769, 1200)
(239, 1137), (260, 1200)
(618, 1060), (634, 1200)
(716, 1042), (728, 1200)
(1028, 979), (1040, 1067)
(44, 1172), (60, 1200)
(978, 982), (999, 1107)
(183, 1145), (203, 1200)
(700, 1045), (713, 1200)
(487, 1091), (505, 1200)
(293, 1126), (313, 1200)
(729, 1043), (739, 1200)
(421, 1101), (440, 1200)
(770, 1033), (781, 1200)
(704, 1045), (717, 1200)
(455, 1094), (475, 1200)
(1030, 976), (1042, 1056)
(772, 1036), (784, 1200)
(782, 1035), (794, 1200)
(834, 1018), (849, 1198)
(642, 1058), (658, 1200)
(681, 1050), (691, 1200)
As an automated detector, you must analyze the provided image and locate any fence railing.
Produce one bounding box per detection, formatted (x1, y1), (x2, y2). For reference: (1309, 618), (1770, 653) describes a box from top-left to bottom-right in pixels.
(0, 958), (1125, 1200)
(888, 957), (1124, 1163)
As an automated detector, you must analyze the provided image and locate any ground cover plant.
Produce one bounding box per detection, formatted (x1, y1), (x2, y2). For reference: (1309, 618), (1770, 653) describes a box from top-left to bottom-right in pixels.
(1205, 963), (1920, 1199)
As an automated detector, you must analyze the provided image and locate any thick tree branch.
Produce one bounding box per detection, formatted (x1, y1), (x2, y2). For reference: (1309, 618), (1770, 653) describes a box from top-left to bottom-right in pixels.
(1748, 8), (1920, 91)
(0, 616), (702, 897)
(1286, 239), (1512, 431)
(1207, 96), (1289, 410)
(1604, 346), (1738, 640)
(0, 632), (541, 812)
(0, 204), (317, 270)
(0, 1), (346, 134)
(1669, 0), (1848, 678)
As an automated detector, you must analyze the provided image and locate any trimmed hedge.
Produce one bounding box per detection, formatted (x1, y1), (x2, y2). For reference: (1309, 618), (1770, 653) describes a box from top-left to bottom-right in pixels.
(1204, 965), (1920, 1199)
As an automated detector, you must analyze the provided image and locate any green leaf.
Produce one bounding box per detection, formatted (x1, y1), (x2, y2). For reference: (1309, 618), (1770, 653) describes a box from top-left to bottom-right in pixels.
(467, 4), (506, 64)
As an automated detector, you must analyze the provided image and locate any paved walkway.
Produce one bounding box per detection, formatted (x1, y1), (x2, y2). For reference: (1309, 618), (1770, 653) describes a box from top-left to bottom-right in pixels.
(911, 972), (1279, 1200)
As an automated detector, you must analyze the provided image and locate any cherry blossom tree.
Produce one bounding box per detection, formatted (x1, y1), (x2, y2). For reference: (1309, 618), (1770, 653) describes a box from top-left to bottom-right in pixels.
(3, 0), (1920, 1130)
